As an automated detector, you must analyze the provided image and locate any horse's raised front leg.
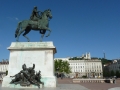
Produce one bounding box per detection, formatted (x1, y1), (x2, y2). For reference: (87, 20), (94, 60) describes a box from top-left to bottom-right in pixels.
(45, 28), (51, 37)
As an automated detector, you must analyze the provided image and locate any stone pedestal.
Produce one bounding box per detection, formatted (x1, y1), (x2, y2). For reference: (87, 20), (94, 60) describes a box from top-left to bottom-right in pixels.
(2, 42), (57, 88)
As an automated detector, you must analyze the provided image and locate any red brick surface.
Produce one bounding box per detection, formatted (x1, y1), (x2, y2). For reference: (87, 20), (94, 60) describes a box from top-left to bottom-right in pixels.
(57, 78), (120, 90)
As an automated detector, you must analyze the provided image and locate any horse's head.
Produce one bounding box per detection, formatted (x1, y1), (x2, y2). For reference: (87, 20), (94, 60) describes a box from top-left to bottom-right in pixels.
(47, 9), (52, 19)
(42, 9), (52, 19)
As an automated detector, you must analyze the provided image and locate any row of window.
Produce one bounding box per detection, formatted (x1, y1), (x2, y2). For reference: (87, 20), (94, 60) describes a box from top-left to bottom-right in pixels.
(0, 66), (8, 71)
(71, 66), (101, 69)
(114, 62), (120, 64)
(0, 65), (8, 68)
(85, 70), (102, 72)
(73, 69), (102, 72)
(109, 65), (120, 69)
(70, 63), (101, 65)
(72, 69), (102, 71)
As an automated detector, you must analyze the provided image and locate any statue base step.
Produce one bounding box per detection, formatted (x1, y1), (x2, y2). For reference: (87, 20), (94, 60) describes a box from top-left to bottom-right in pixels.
(2, 76), (43, 89)
(9, 84), (43, 88)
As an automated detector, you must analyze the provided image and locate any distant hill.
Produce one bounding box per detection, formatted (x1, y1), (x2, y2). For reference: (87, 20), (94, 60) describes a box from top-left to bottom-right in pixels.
(98, 58), (112, 65)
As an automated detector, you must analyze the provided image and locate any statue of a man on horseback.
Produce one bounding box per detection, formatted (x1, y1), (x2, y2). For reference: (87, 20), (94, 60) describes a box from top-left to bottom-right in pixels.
(15, 6), (52, 42)
(30, 6), (42, 21)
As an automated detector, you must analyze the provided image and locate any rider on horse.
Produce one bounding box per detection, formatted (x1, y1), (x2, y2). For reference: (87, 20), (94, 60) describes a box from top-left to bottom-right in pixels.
(30, 6), (42, 21)
(30, 6), (42, 29)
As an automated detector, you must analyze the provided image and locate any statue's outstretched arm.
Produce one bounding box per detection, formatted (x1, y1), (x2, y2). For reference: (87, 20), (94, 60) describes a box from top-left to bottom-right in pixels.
(18, 71), (22, 74)
(10, 76), (15, 78)
(32, 64), (35, 69)
(10, 72), (20, 77)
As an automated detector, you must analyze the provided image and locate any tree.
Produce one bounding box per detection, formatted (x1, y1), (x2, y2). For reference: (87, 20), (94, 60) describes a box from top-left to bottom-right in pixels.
(62, 61), (71, 74)
(54, 59), (71, 74)
(116, 70), (120, 78)
(100, 58), (112, 65)
(111, 70), (115, 77)
(103, 70), (107, 77)
(103, 69), (110, 77)
(54, 59), (63, 72)
(6, 70), (8, 75)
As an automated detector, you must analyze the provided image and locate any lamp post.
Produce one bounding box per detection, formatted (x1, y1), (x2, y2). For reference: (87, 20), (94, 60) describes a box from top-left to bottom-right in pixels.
(56, 67), (59, 78)
(119, 66), (120, 76)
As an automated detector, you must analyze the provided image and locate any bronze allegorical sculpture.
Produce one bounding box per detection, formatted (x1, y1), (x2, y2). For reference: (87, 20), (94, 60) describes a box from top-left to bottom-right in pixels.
(10, 64), (43, 88)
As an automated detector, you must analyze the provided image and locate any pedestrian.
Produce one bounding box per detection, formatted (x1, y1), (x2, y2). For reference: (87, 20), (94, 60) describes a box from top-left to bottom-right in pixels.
(61, 73), (63, 79)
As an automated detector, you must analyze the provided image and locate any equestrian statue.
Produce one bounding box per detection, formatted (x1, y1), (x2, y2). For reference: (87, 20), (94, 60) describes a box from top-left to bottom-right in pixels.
(15, 6), (52, 42)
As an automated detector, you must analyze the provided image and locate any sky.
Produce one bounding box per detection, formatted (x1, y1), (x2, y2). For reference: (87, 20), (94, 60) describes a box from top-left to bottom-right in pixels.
(0, 0), (120, 61)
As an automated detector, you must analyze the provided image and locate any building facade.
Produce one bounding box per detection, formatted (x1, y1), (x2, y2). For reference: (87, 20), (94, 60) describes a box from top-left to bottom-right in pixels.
(108, 60), (120, 73)
(0, 59), (9, 78)
(54, 52), (103, 78)
(69, 59), (103, 78)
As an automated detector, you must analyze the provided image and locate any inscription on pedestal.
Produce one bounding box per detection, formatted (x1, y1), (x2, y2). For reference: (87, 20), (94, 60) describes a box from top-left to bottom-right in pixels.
(10, 42), (53, 48)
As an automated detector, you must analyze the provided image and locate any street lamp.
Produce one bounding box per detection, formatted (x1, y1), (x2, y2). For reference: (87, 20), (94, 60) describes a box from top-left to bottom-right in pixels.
(56, 67), (59, 78)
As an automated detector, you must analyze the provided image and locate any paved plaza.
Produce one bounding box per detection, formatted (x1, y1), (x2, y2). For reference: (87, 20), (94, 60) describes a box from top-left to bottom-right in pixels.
(58, 78), (120, 90)
(0, 83), (89, 90)
(0, 78), (120, 90)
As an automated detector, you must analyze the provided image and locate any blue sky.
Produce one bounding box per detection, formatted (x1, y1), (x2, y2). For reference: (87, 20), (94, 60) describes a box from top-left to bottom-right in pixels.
(0, 0), (120, 61)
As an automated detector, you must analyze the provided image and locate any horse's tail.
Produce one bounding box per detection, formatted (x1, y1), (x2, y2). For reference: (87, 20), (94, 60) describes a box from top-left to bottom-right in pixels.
(15, 21), (22, 38)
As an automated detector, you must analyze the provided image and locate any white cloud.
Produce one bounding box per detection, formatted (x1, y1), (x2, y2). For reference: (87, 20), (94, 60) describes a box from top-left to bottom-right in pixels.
(15, 17), (19, 20)
(7, 17), (19, 21)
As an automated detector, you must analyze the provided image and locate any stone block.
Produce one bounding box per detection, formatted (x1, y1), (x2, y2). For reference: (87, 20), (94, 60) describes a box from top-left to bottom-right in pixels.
(2, 42), (57, 88)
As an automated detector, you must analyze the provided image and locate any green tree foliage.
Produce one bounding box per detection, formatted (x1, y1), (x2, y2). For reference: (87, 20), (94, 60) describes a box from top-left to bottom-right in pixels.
(6, 70), (8, 75)
(103, 70), (107, 77)
(54, 59), (71, 74)
(69, 57), (84, 60)
(99, 58), (112, 65)
(82, 75), (87, 78)
(103, 69), (111, 77)
(116, 70), (120, 78)
(111, 70), (115, 76)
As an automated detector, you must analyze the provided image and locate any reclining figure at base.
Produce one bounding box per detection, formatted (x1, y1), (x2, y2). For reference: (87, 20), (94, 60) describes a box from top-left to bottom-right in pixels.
(10, 64), (43, 88)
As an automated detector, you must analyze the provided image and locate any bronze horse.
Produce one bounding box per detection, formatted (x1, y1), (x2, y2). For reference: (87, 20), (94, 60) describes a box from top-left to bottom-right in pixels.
(15, 9), (52, 42)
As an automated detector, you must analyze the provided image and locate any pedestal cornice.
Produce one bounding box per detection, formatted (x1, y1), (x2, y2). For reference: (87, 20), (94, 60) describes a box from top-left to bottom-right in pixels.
(7, 42), (57, 53)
